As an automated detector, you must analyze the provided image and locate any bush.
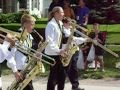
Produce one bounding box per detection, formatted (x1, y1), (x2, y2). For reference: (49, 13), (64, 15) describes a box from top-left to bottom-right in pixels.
(0, 13), (22, 23)
(0, 12), (44, 24)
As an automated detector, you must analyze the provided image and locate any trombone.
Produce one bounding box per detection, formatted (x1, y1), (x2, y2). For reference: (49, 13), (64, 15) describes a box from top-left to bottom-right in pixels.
(15, 41), (55, 66)
(1, 27), (56, 90)
(0, 27), (20, 38)
(68, 21), (119, 58)
(75, 30), (119, 58)
(0, 27), (56, 66)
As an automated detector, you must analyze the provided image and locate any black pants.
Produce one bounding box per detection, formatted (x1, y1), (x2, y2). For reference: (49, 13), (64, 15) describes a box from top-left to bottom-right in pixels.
(65, 51), (79, 89)
(18, 70), (34, 90)
(47, 55), (65, 90)
(0, 63), (2, 90)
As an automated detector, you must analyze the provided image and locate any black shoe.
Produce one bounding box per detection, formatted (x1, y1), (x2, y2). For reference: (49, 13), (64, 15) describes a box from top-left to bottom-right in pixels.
(72, 87), (85, 90)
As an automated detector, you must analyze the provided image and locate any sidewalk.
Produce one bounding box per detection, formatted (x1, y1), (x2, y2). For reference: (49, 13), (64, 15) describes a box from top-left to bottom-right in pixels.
(1, 75), (120, 90)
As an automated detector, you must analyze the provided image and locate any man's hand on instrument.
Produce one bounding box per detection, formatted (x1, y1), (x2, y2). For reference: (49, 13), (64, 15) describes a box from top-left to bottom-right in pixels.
(35, 52), (42, 59)
(59, 50), (68, 57)
(14, 71), (24, 81)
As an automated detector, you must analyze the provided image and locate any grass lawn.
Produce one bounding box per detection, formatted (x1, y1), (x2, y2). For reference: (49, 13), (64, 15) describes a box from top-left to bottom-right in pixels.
(106, 33), (120, 45)
(79, 52), (120, 79)
(88, 24), (120, 32)
(0, 23), (120, 32)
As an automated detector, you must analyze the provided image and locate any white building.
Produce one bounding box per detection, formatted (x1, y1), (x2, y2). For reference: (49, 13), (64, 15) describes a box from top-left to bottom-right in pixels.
(0, 0), (52, 18)
(26, 0), (52, 18)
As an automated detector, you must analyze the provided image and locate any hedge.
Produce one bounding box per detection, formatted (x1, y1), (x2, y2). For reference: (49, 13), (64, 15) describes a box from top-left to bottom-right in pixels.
(0, 12), (48, 24)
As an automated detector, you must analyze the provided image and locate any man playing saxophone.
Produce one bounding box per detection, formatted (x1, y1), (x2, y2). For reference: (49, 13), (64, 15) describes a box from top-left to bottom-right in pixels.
(45, 6), (66, 90)
(62, 17), (90, 90)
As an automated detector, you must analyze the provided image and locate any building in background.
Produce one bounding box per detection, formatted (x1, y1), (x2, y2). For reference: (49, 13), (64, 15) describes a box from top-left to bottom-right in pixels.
(0, 0), (52, 18)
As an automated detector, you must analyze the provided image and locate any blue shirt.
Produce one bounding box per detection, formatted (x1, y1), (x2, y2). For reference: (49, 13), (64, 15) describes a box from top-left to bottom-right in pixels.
(76, 6), (90, 25)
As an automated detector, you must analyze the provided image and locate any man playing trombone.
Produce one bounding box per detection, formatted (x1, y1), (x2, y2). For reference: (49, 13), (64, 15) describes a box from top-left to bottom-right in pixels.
(0, 14), (37, 90)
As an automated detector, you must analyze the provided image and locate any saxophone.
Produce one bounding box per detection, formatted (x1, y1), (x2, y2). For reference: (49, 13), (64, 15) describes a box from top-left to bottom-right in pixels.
(7, 30), (55, 90)
(61, 22), (78, 67)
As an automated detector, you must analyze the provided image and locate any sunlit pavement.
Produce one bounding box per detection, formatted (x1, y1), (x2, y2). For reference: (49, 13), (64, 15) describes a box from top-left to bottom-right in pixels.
(1, 75), (120, 90)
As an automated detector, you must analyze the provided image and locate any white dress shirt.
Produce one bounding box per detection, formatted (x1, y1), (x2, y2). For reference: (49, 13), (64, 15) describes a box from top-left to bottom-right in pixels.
(0, 41), (17, 72)
(15, 34), (33, 70)
(45, 18), (63, 55)
(0, 27), (33, 73)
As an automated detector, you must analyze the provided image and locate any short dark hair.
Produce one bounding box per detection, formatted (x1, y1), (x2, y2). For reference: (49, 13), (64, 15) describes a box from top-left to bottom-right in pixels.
(62, 17), (70, 23)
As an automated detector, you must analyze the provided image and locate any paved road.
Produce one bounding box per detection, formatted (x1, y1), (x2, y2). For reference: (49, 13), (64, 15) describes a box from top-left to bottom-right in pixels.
(1, 75), (120, 90)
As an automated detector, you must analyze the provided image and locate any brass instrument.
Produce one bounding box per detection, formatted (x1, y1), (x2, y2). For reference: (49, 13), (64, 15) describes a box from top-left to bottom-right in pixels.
(7, 32), (55, 90)
(75, 27), (119, 58)
(0, 27), (21, 40)
(61, 20), (78, 67)
(7, 40), (53, 90)
(0, 27), (55, 90)
(0, 27), (55, 63)
(0, 27), (20, 35)
(66, 18), (119, 57)
(61, 18), (119, 67)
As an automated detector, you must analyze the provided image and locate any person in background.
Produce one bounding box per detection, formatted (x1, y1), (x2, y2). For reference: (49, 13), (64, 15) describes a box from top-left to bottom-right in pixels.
(48, 0), (62, 13)
(63, 0), (75, 19)
(93, 23), (105, 72)
(76, 0), (90, 27)
(45, 6), (66, 90)
(81, 41), (92, 70)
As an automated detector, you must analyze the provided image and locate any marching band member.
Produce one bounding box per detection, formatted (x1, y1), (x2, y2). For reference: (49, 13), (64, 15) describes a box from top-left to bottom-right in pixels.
(62, 17), (89, 90)
(0, 33), (17, 90)
(93, 23), (105, 72)
(45, 6), (66, 90)
(0, 14), (35, 90)
(14, 14), (36, 90)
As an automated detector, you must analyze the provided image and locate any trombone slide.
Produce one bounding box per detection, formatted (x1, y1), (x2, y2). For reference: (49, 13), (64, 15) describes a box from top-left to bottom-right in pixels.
(75, 30), (119, 58)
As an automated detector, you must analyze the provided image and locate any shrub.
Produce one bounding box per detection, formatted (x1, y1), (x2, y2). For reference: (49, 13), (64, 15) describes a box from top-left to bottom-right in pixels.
(0, 12), (42, 24)
(0, 13), (21, 23)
